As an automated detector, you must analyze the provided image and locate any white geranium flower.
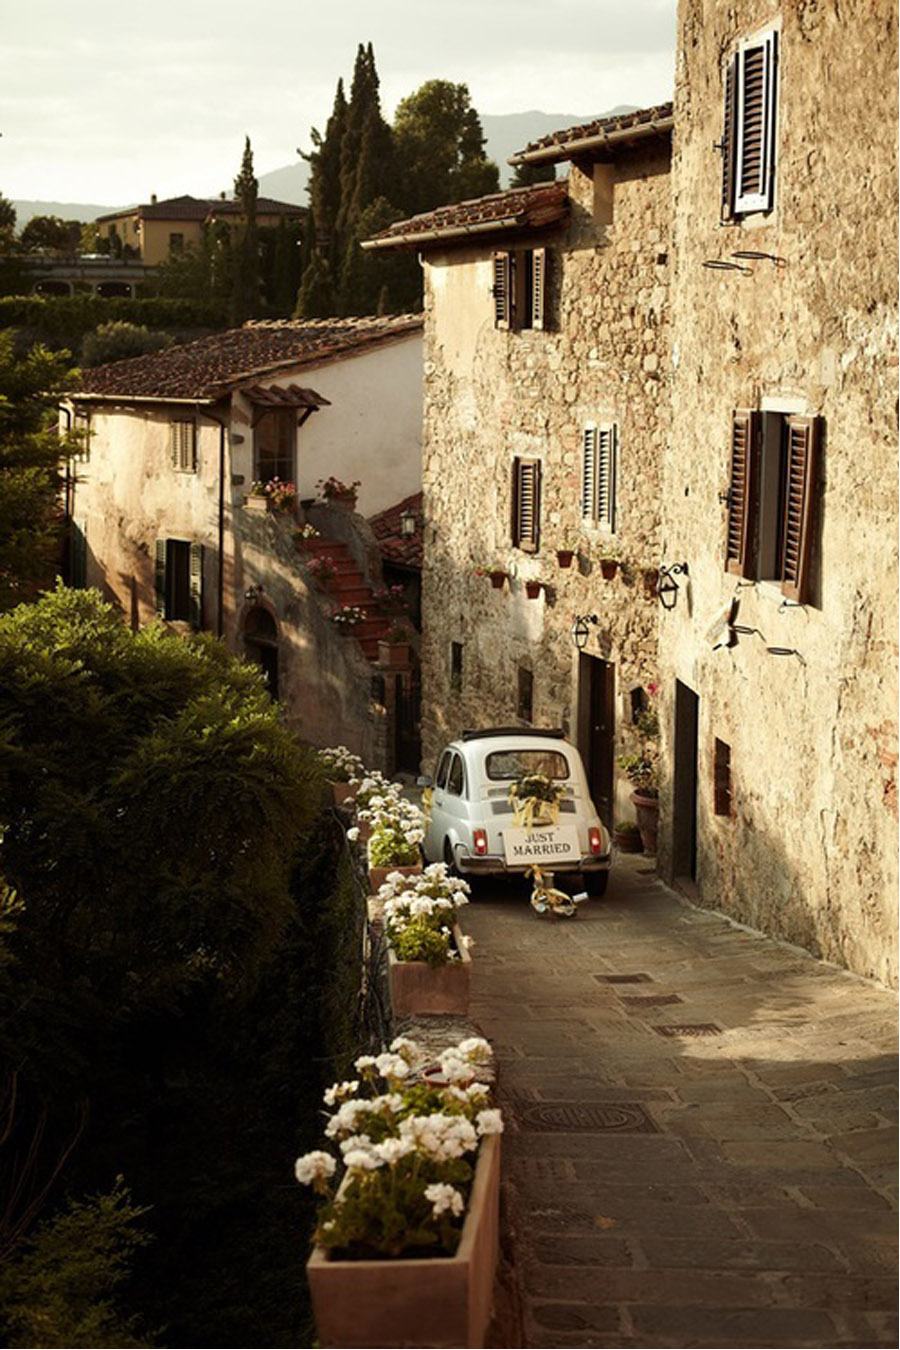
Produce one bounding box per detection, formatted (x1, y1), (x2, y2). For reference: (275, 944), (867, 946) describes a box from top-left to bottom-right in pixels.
(389, 1036), (422, 1064)
(346, 826), (360, 842)
(323, 1079), (359, 1106)
(373, 1136), (415, 1165)
(294, 1150), (336, 1185)
(457, 1037), (492, 1064)
(424, 1182), (465, 1218)
(354, 1054), (377, 1073)
(476, 1108), (504, 1136)
(343, 1149), (383, 1172)
(375, 1052), (411, 1080)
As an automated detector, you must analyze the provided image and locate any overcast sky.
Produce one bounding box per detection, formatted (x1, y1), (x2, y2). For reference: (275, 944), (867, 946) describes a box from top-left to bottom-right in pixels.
(1, 0), (676, 204)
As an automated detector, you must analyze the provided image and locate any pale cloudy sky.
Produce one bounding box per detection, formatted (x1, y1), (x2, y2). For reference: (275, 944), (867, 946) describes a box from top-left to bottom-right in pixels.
(1, 0), (676, 204)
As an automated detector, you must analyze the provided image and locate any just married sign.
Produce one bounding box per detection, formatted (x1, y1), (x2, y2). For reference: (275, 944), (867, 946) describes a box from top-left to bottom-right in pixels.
(502, 824), (580, 867)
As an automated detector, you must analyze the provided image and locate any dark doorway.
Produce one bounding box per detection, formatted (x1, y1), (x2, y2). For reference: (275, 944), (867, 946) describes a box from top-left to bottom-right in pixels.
(394, 667), (421, 773)
(577, 654), (615, 827)
(244, 606), (279, 700)
(673, 680), (699, 881)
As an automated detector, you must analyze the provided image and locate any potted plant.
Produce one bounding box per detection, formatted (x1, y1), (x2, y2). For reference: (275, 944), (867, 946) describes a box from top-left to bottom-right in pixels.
(380, 865), (473, 1016)
(245, 480), (269, 513)
(366, 796), (425, 890)
(556, 536), (578, 570)
(600, 551), (619, 580)
(307, 554), (337, 587)
(264, 477), (298, 514)
(347, 770), (399, 846)
(642, 566), (659, 598)
(331, 604), (367, 633)
(613, 820), (643, 853)
(300, 1037), (502, 1350)
(317, 475), (361, 510)
(618, 756), (659, 853)
(316, 745), (366, 806)
(293, 523), (321, 547)
(524, 580), (543, 600)
(372, 583), (408, 616)
(474, 564), (508, 590)
(377, 621), (414, 670)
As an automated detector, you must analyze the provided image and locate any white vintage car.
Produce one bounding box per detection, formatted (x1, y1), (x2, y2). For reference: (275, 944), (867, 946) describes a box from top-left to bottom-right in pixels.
(421, 728), (611, 895)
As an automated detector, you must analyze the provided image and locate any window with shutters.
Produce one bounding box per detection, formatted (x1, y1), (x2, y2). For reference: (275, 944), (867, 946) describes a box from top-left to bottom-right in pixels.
(512, 457), (541, 552)
(69, 517), (87, 588)
(254, 409), (295, 483)
(156, 538), (204, 626)
(73, 408), (91, 462)
(723, 409), (820, 603)
(492, 248), (548, 330)
(713, 739), (732, 817)
(581, 422), (617, 532)
(720, 29), (778, 219)
(517, 666), (534, 723)
(450, 641), (463, 694)
(170, 418), (197, 473)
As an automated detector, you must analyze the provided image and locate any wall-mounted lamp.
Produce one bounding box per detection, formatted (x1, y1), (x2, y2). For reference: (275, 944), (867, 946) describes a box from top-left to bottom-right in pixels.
(244, 582), (265, 602)
(657, 562), (689, 610)
(571, 613), (599, 651)
(400, 508), (419, 537)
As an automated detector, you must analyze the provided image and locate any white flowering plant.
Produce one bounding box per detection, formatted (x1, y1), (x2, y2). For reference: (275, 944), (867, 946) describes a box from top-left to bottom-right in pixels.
(316, 746), (366, 784)
(295, 1037), (501, 1259)
(367, 795), (425, 868)
(379, 864), (472, 966)
(349, 771), (401, 812)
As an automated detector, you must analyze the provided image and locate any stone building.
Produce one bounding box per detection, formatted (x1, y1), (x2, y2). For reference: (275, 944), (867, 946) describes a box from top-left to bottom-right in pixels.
(363, 108), (672, 827)
(64, 314), (423, 765)
(657, 0), (898, 983)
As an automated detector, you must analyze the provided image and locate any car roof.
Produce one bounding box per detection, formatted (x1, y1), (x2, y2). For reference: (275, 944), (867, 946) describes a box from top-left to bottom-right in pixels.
(446, 732), (576, 760)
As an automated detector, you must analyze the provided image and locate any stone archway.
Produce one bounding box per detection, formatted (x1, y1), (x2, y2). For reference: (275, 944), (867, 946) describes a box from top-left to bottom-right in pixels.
(243, 605), (279, 700)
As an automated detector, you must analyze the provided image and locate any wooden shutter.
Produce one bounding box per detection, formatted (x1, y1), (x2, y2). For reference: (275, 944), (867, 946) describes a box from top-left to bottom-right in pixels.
(725, 410), (760, 576)
(171, 420), (196, 471)
(189, 542), (204, 628)
(734, 31), (778, 214)
(596, 423), (617, 531)
(581, 426), (598, 521)
(512, 458), (541, 552)
(155, 539), (167, 616)
(720, 57), (738, 221)
(530, 248), (547, 330)
(779, 415), (819, 603)
(70, 518), (87, 589)
(713, 738), (732, 816)
(492, 252), (511, 329)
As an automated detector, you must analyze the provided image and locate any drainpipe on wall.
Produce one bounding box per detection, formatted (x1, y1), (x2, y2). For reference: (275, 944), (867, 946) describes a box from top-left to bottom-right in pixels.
(198, 406), (228, 639)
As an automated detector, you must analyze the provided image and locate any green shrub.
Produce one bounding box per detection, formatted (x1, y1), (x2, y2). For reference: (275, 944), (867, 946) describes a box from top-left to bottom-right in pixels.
(0, 295), (228, 354)
(391, 917), (451, 966)
(81, 321), (173, 367)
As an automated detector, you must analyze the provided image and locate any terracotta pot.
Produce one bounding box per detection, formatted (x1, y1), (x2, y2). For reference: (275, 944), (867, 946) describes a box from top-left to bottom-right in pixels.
(488, 571), (507, 590)
(524, 581), (543, 599)
(378, 640), (412, 669)
(307, 1133), (501, 1349)
(600, 558), (619, 580)
(244, 493), (268, 513)
(389, 923), (472, 1017)
(631, 789), (659, 854)
(330, 781), (356, 807)
(614, 828), (643, 854)
(642, 568), (659, 598)
(556, 549), (575, 569)
(329, 492), (358, 511)
(368, 861), (423, 892)
(358, 819), (373, 846)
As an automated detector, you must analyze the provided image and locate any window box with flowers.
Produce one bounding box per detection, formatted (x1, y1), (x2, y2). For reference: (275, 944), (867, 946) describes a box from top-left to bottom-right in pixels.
(331, 604), (367, 633)
(317, 475), (361, 511)
(316, 745), (366, 806)
(378, 622), (414, 670)
(307, 554), (338, 588)
(372, 583), (408, 616)
(378, 864), (474, 1016)
(300, 1037), (502, 1349)
(364, 793), (425, 890)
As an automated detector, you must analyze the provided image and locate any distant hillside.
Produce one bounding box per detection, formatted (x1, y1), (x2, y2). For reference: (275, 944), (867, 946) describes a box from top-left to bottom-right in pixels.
(12, 106), (640, 224)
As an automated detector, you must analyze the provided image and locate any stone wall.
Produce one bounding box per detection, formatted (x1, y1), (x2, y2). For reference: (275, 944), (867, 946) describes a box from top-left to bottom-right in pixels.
(420, 144), (671, 824)
(658, 0), (898, 983)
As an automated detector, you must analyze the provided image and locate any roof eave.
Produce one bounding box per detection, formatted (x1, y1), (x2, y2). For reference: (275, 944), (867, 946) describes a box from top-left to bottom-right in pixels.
(66, 391), (217, 405)
(362, 210), (565, 253)
(509, 116), (675, 167)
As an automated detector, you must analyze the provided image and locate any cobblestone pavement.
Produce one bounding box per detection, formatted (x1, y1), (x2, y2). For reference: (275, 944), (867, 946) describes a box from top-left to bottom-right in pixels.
(465, 855), (898, 1349)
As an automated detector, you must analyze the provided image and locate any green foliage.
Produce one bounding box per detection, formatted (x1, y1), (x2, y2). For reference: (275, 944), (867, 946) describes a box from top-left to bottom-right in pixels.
(393, 80), (499, 216)
(0, 295), (228, 352)
(231, 136), (261, 324)
(368, 820), (420, 867)
(19, 216), (83, 255)
(317, 1152), (472, 1259)
(390, 917), (451, 966)
(0, 331), (70, 609)
(510, 159), (557, 188)
(81, 321), (172, 367)
(0, 1180), (153, 1348)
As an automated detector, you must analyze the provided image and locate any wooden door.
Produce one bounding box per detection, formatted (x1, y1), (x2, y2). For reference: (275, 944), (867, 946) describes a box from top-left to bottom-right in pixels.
(578, 654), (615, 827)
(673, 680), (699, 880)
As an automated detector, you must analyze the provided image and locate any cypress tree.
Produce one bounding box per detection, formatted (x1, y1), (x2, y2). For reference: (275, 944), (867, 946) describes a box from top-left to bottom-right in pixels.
(510, 159), (557, 188)
(231, 136), (260, 324)
(296, 78), (348, 317)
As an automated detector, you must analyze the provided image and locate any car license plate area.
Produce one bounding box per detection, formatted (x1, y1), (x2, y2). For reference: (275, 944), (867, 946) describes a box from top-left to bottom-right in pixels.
(502, 824), (581, 868)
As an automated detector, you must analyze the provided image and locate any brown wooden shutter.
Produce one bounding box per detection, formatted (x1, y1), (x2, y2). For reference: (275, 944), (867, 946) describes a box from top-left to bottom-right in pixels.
(492, 252), (511, 328)
(155, 539), (167, 616)
(512, 458), (541, 552)
(713, 738), (732, 816)
(596, 423), (617, 531)
(779, 415), (819, 603)
(734, 32), (778, 214)
(531, 248), (547, 329)
(725, 410), (760, 577)
(721, 57), (738, 221)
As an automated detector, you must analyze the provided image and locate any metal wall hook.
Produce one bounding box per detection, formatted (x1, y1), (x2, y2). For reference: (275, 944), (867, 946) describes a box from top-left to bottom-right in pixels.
(766, 646), (807, 666)
(702, 259), (752, 275)
(731, 250), (787, 269)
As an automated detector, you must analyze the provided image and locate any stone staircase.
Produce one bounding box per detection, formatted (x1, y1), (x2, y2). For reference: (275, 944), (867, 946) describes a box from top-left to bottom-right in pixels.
(297, 536), (393, 662)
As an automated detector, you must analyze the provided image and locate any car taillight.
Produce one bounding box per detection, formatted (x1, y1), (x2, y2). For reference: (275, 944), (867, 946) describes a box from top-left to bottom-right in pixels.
(589, 826), (603, 855)
(473, 829), (488, 856)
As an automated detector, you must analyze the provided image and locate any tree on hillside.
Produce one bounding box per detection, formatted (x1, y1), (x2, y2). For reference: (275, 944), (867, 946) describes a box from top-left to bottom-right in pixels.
(0, 196), (16, 251)
(510, 159), (557, 188)
(81, 321), (172, 367)
(0, 333), (70, 609)
(231, 137), (260, 324)
(393, 80), (499, 216)
(19, 216), (82, 255)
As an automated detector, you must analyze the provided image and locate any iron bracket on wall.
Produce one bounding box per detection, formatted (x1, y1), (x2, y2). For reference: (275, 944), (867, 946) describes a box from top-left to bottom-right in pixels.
(657, 562), (689, 610)
(571, 613), (599, 651)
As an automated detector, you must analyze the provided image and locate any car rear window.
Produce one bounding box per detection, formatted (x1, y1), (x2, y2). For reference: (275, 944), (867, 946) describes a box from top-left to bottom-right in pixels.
(485, 749), (570, 781)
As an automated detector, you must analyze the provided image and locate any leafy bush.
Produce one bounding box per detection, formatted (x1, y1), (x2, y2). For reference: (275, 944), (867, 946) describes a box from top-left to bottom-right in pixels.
(80, 321), (172, 367)
(0, 295), (227, 354)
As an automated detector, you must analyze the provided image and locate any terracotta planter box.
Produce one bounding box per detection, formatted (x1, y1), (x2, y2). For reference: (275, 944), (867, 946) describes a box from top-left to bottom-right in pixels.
(307, 1133), (501, 1348)
(556, 549), (575, 569)
(378, 640), (412, 669)
(631, 789), (659, 854)
(330, 781), (356, 807)
(600, 559), (619, 580)
(328, 492), (358, 511)
(368, 861), (423, 892)
(244, 493), (269, 513)
(389, 923), (471, 1017)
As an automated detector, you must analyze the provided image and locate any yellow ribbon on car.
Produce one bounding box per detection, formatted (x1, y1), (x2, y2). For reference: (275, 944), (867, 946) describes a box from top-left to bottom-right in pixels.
(421, 786), (433, 826)
(508, 788), (560, 829)
(526, 864), (574, 916)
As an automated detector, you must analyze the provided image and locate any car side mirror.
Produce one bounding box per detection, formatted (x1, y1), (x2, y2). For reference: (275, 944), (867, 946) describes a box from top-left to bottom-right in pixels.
(417, 774), (434, 789)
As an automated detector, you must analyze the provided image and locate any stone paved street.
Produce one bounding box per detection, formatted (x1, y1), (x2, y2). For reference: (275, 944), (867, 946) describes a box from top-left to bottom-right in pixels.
(466, 856), (898, 1349)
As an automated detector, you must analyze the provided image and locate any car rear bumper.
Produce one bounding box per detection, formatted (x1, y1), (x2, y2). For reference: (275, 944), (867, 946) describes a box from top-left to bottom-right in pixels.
(457, 851), (612, 876)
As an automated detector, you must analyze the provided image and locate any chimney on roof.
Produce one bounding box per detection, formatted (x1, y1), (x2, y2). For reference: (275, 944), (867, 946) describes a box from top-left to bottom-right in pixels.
(220, 191), (226, 200)
(150, 193), (157, 205)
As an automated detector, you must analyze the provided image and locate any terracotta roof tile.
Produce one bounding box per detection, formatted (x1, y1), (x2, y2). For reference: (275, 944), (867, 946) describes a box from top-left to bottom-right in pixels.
(96, 194), (305, 223)
(72, 315), (423, 402)
(511, 102), (674, 164)
(369, 491), (423, 569)
(363, 182), (568, 252)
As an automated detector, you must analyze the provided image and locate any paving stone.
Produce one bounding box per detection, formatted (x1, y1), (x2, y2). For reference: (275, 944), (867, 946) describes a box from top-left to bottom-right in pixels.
(637, 1236), (848, 1272)
(628, 1305), (839, 1345)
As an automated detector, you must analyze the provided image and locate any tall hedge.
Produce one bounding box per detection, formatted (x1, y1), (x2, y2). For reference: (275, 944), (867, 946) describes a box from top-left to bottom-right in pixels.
(0, 295), (228, 349)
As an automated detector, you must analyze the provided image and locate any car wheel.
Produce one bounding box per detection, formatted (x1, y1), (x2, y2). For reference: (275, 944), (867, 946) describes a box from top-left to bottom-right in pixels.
(584, 871), (609, 898)
(443, 839), (458, 876)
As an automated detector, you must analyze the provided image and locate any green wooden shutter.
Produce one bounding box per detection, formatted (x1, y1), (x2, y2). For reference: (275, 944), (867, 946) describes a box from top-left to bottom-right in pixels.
(155, 539), (167, 617)
(189, 542), (204, 629)
(725, 410), (760, 577)
(779, 416), (819, 603)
